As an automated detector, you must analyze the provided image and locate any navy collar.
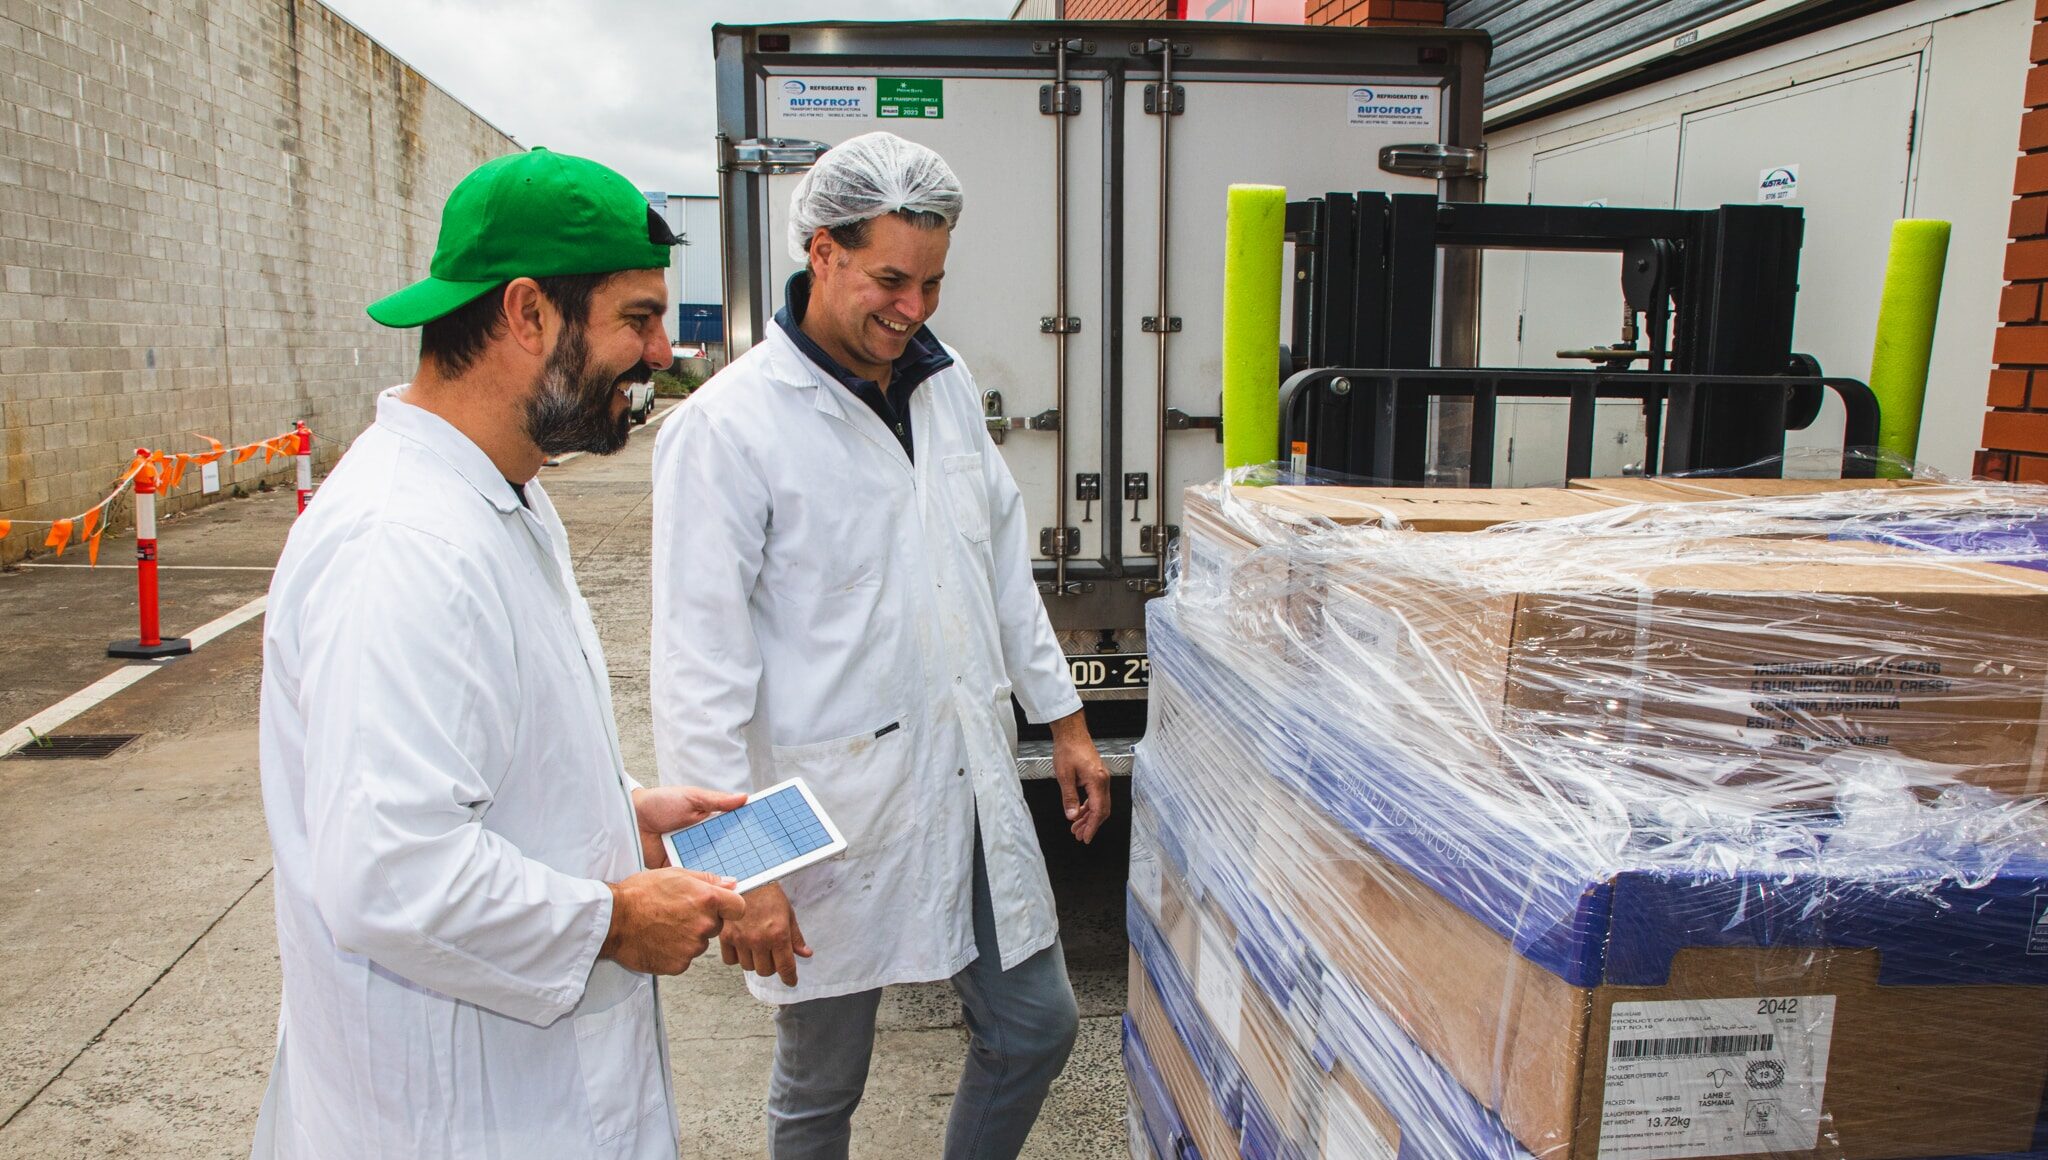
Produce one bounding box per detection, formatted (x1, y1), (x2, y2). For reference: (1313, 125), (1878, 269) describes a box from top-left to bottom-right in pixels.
(773, 270), (953, 400)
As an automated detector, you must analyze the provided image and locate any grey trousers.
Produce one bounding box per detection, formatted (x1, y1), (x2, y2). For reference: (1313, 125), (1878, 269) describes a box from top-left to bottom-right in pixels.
(765, 835), (1080, 1160)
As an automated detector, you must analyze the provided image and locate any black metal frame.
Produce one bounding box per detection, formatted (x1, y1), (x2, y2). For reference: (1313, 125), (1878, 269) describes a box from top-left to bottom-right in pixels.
(1284, 193), (1827, 482)
(1278, 367), (1881, 484)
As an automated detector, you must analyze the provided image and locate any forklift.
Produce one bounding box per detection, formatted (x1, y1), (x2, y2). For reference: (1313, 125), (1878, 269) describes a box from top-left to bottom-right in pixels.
(1277, 193), (1879, 483)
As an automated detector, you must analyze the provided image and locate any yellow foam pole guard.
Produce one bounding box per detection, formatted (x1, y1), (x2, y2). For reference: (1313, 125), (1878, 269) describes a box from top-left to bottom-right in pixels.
(1221, 184), (1287, 472)
(1868, 219), (1950, 478)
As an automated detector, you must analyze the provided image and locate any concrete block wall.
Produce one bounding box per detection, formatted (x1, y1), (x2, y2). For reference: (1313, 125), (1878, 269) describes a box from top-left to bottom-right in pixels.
(1984, 0), (2048, 482)
(0, 0), (516, 561)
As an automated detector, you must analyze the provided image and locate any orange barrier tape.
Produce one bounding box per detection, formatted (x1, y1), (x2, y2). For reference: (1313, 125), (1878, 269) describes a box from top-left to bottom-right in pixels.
(1, 427), (305, 564)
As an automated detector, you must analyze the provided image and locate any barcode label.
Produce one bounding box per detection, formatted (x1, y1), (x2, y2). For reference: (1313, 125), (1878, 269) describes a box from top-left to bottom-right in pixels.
(1600, 996), (1835, 1160)
(1611, 1033), (1775, 1061)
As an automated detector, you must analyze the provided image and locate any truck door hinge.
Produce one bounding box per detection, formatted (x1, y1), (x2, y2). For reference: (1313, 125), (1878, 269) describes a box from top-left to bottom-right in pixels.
(1040, 527), (1080, 558)
(1139, 524), (1180, 555)
(1040, 83), (1082, 115)
(1143, 83), (1185, 116)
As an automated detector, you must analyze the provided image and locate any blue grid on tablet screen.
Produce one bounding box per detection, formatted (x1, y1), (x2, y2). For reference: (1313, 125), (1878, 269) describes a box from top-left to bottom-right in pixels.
(669, 790), (832, 883)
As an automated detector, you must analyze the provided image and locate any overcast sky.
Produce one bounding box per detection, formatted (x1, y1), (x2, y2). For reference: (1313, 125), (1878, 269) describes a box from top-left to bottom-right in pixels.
(321, 0), (1015, 196)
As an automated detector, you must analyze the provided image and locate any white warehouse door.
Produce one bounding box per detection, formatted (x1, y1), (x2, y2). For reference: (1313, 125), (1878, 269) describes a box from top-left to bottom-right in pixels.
(1674, 57), (1920, 474)
(1501, 56), (1920, 484)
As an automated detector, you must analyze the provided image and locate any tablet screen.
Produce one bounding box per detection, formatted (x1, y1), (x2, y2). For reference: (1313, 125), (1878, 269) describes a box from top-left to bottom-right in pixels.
(665, 784), (837, 885)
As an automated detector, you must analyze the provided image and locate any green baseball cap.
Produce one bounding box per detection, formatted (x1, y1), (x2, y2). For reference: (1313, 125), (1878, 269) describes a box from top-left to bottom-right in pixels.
(367, 147), (676, 328)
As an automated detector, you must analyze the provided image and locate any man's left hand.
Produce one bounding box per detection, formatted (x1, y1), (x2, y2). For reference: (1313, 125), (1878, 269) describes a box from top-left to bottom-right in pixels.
(1048, 711), (1111, 844)
(632, 785), (749, 868)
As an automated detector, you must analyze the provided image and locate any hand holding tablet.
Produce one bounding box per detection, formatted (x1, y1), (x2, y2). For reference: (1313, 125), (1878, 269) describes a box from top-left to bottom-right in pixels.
(661, 778), (848, 893)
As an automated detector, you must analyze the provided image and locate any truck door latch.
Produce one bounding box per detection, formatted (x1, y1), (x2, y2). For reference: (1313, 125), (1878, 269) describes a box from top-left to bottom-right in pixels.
(983, 391), (1059, 444)
(722, 137), (829, 175)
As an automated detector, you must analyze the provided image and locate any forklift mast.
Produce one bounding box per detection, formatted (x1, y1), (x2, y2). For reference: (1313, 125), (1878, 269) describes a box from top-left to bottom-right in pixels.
(1280, 193), (1881, 483)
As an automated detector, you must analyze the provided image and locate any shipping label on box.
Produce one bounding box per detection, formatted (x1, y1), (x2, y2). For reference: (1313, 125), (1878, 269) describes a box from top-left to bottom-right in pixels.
(1597, 995), (1836, 1160)
(1195, 915), (1243, 1052)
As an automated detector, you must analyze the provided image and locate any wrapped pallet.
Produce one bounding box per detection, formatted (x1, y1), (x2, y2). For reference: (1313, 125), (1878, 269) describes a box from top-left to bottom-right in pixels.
(1125, 476), (2048, 1160)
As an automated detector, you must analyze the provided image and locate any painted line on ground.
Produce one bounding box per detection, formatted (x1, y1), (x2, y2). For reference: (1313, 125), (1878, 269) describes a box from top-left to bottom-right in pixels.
(0, 594), (268, 757)
(20, 563), (276, 572)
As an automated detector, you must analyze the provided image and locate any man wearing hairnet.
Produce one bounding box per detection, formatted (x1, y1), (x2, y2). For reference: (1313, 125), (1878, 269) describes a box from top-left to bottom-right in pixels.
(650, 132), (1111, 1158)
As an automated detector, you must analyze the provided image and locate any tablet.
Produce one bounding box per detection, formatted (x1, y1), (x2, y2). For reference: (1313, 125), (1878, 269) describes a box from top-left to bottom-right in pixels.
(660, 778), (848, 893)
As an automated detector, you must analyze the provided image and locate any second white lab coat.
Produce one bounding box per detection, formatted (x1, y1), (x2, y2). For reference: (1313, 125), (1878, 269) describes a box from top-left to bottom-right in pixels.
(650, 325), (1082, 1004)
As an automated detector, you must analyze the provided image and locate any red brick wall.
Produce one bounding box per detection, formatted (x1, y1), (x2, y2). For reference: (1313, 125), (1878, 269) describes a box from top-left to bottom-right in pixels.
(1983, 0), (2048, 483)
(1063, 0), (1172, 17)
(1057, 0), (1445, 23)
(1305, 0), (1446, 26)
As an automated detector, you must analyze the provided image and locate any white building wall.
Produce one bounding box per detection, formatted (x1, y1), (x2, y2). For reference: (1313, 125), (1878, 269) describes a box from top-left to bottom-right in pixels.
(1478, 0), (2024, 481)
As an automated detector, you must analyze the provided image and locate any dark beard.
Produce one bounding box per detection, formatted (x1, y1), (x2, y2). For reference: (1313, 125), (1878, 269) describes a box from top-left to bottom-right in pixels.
(523, 325), (646, 457)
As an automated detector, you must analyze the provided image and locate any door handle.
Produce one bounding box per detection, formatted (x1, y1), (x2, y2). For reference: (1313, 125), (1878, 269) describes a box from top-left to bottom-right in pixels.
(1164, 407), (1222, 443)
(982, 390), (1059, 444)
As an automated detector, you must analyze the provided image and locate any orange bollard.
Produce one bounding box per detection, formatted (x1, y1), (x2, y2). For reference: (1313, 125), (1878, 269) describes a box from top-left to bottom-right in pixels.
(294, 421), (313, 514)
(109, 452), (193, 659)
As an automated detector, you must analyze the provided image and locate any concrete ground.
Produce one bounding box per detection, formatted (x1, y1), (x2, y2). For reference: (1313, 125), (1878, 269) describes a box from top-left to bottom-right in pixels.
(0, 403), (1132, 1158)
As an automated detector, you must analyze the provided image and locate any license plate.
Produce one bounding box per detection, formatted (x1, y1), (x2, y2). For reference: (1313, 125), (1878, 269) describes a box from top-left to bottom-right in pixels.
(1069, 653), (1149, 691)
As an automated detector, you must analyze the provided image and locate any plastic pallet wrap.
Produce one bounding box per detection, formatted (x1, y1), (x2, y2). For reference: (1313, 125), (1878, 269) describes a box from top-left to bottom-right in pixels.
(1126, 475), (2048, 1160)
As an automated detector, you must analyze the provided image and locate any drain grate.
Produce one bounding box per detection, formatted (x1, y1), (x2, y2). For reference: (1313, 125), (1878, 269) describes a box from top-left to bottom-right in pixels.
(6, 733), (141, 760)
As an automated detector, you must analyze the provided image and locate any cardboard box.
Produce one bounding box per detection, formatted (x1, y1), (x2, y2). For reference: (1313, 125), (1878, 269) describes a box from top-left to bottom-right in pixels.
(1566, 477), (1940, 503)
(1321, 1061), (1405, 1160)
(1178, 486), (1631, 663)
(1188, 484), (2048, 798)
(1317, 534), (2048, 798)
(1251, 783), (2048, 1160)
(1225, 485), (1632, 531)
(1127, 949), (1240, 1160)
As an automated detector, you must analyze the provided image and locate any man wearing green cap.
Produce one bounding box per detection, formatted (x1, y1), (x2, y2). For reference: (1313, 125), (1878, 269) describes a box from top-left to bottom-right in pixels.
(253, 148), (746, 1160)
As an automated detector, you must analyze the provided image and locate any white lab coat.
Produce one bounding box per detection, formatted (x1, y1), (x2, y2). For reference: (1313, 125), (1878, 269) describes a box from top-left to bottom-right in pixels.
(650, 325), (1082, 1004)
(254, 389), (677, 1159)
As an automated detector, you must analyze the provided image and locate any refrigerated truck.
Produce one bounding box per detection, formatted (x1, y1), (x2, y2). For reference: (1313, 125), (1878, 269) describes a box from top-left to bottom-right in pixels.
(712, 20), (1489, 776)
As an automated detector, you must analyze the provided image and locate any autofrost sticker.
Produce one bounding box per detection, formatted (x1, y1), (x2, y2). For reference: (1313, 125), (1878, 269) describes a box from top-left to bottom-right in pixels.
(774, 77), (872, 120)
(1598, 995), (1836, 1160)
(1346, 85), (1439, 130)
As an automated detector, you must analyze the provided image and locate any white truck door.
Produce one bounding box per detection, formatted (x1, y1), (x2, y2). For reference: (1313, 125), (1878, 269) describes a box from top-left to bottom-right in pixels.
(1121, 74), (1441, 576)
(757, 72), (1108, 569)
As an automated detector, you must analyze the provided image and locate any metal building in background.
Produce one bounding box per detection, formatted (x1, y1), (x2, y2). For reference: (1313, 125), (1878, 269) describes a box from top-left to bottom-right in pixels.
(647, 191), (726, 358)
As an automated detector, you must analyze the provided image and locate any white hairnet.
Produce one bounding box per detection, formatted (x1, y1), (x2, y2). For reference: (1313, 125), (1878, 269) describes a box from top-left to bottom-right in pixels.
(786, 132), (963, 263)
